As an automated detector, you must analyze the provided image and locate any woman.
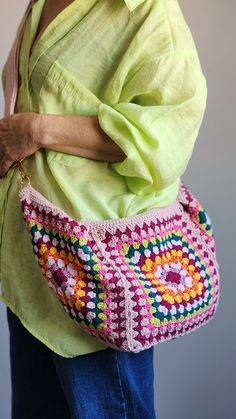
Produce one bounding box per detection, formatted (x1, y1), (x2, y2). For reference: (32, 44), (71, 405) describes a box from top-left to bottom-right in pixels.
(0, 0), (207, 418)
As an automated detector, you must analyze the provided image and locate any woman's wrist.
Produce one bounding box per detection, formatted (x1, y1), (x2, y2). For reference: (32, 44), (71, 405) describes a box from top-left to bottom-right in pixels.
(31, 112), (50, 149)
(32, 113), (84, 150)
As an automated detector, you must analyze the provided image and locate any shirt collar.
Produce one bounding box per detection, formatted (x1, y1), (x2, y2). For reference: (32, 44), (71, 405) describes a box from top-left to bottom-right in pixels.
(33, 0), (147, 12)
(123, 0), (147, 11)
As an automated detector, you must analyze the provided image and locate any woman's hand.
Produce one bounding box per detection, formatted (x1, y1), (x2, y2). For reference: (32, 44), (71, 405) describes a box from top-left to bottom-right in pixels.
(0, 112), (42, 178)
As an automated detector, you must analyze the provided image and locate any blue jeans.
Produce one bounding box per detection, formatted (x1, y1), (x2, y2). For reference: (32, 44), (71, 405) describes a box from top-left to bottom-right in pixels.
(6, 307), (157, 419)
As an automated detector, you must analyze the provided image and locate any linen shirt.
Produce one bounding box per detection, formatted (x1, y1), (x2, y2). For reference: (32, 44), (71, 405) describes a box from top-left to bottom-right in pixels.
(0, 0), (208, 357)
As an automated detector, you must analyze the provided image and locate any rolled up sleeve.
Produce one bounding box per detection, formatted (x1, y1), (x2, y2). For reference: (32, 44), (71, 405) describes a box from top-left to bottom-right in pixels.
(97, 51), (207, 195)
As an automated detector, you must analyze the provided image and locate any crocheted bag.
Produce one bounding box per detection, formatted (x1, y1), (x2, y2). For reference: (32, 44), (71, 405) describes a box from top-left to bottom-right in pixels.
(16, 160), (220, 352)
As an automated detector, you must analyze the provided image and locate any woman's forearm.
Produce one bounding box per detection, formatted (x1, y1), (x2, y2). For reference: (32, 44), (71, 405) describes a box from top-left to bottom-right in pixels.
(36, 113), (126, 163)
(0, 112), (125, 177)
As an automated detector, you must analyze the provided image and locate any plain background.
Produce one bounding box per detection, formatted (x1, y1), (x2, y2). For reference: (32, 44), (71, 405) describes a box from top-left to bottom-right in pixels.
(0, 1), (235, 418)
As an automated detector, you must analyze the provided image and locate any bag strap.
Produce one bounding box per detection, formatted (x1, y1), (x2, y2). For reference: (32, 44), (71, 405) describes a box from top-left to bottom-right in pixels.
(4, 0), (34, 117)
(4, 1), (34, 184)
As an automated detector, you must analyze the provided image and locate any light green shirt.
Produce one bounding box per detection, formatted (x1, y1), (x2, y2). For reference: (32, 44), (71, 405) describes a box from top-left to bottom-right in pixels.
(0, 0), (207, 357)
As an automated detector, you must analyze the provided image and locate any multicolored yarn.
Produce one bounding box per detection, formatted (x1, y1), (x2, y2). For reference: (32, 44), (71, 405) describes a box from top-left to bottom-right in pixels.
(18, 180), (220, 352)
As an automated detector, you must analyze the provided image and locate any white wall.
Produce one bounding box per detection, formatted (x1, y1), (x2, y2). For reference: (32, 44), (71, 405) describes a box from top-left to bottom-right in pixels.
(0, 1), (235, 418)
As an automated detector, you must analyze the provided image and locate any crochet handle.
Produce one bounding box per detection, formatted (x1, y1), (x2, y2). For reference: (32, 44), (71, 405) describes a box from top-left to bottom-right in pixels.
(13, 159), (31, 188)
(3, 1), (35, 189)
(4, 0), (34, 117)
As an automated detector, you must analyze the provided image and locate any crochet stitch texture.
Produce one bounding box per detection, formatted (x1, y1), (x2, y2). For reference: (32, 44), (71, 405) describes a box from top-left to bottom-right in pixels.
(18, 179), (220, 352)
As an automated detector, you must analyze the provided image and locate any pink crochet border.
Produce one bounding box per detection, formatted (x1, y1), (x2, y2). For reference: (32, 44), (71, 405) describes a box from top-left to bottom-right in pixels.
(18, 184), (183, 230)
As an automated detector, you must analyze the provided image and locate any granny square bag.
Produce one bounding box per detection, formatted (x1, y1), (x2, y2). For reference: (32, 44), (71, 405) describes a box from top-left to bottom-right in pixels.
(16, 163), (220, 352)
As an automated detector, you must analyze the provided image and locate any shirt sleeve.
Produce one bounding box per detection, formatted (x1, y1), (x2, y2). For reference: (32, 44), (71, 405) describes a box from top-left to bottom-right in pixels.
(97, 50), (208, 195)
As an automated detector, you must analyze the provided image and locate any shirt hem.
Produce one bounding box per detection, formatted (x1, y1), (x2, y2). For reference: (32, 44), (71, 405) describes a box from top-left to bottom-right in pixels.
(0, 295), (109, 358)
